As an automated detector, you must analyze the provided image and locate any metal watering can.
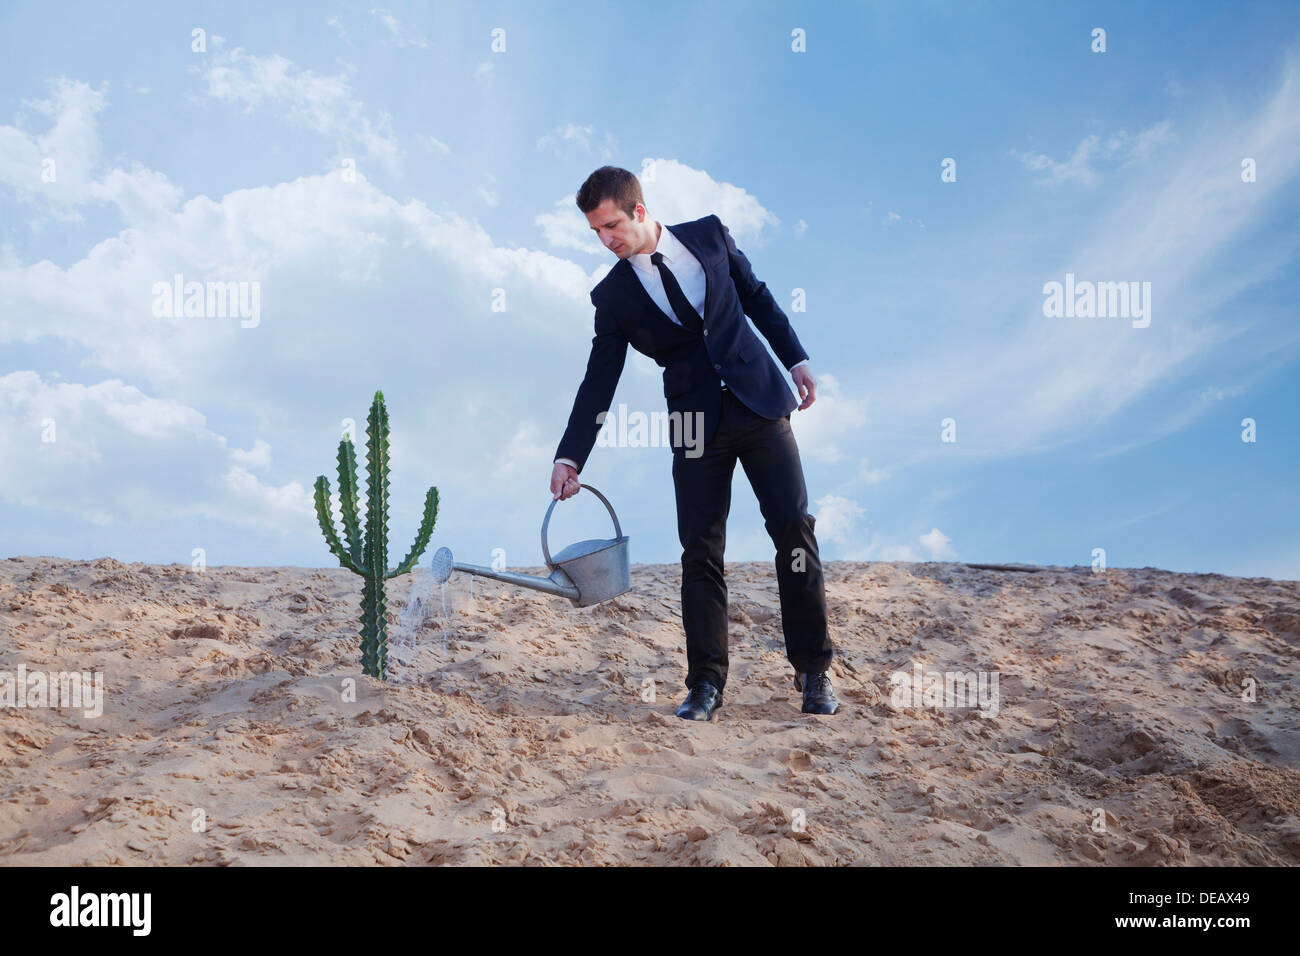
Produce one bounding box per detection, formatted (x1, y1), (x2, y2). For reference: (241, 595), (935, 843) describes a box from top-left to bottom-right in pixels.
(429, 484), (630, 607)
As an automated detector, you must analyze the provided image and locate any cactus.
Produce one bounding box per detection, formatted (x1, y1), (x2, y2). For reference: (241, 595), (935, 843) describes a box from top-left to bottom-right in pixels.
(313, 391), (439, 681)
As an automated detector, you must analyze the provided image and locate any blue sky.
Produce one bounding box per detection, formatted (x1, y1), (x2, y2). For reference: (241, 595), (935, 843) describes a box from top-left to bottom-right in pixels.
(1, 0), (1297, 579)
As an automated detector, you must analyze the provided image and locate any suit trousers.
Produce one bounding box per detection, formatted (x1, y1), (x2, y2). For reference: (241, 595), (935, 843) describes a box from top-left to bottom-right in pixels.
(672, 386), (834, 693)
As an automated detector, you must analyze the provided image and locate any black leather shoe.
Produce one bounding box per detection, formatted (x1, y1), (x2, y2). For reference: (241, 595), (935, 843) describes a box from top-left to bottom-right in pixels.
(794, 671), (839, 715)
(675, 680), (723, 721)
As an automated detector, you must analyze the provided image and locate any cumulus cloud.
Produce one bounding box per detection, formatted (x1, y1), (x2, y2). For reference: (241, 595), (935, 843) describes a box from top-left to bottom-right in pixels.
(0, 78), (181, 223)
(919, 527), (955, 559)
(0, 54), (660, 569)
(635, 158), (780, 241)
(536, 194), (606, 256)
(789, 373), (870, 464)
(811, 494), (865, 545)
(230, 438), (272, 470)
(0, 80), (627, 559)
(0, 78), (106, 204)
(537, 157), (784, 257)
(0, 167), (599, 400)
(810, 493), (934, 562)
(854, 459), (888, 486)
(0, 372), (310, 529)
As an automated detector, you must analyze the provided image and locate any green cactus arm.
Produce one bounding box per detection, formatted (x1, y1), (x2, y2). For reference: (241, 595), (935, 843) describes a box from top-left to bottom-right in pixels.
(314, 476), (364, 575)
(336, 438), (364, 565)
(387, 486), (439, 579)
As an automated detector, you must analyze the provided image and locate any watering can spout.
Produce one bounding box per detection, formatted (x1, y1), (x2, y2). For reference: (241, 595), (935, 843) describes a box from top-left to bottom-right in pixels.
(449, 561), (580, 602)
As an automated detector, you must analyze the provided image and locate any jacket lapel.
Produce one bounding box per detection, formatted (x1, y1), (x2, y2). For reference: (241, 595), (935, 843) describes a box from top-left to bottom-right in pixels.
(664, 222), (712, 327)
(619, 220), (710, 337)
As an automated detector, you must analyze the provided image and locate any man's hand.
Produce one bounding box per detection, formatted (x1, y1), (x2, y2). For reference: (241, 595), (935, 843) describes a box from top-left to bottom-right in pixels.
(551, 462), (580, 500)
(792, 364), (817, 410)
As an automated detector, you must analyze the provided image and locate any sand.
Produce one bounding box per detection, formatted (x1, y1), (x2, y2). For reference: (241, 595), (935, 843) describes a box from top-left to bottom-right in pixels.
(1, 555), (1298, 866)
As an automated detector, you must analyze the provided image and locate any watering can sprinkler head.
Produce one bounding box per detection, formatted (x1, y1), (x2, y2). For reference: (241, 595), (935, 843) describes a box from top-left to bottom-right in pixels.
(431, 485), (630, 607)
(430, 546), (454, 586)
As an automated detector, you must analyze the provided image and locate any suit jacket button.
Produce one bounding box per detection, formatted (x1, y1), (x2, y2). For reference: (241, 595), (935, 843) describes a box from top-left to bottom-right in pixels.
(714, 364), (721, 370)
(703, 329), (708, 335)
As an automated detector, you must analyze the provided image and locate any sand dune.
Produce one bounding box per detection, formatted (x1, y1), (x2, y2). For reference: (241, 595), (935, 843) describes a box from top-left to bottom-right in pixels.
(1, 555), (1297, 866)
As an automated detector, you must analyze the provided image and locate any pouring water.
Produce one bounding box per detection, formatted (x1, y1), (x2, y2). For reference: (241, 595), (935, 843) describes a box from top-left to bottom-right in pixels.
(389, 484), (631, 683)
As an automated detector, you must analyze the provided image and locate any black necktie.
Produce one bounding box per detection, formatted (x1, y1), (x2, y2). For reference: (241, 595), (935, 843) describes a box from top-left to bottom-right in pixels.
(650, 251), (703, 333)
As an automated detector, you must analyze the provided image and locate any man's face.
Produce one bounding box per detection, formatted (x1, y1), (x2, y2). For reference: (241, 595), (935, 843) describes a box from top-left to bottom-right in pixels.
(586, 198), (649, 259)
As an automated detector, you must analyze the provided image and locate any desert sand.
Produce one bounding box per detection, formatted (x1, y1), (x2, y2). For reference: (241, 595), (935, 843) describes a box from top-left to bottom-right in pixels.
(1, 554), (1298, 866)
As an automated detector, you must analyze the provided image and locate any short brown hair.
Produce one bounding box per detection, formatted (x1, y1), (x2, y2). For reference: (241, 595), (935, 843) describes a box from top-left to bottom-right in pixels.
(575, 166), (644, 218)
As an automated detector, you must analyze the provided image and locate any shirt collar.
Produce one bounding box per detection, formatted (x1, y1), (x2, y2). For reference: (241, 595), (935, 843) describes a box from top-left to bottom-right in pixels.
(630, 220), (678, 275)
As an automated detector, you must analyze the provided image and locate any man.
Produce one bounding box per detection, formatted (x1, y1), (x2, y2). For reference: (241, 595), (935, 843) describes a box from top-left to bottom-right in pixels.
(550, 166), (837, 721)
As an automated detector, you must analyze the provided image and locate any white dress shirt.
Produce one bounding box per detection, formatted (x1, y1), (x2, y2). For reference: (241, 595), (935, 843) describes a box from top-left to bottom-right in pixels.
(556, 220), (807, 471)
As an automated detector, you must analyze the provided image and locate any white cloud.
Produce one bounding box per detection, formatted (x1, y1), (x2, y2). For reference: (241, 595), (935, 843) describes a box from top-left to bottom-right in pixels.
(883, 209), (923, 228)
(1012, 120), (1177, 187)
(202, 47), (404, 174)
(539, 157), (784, 256)
(0, 79), (184, 228)
(0, 169), (598, 400)
(1014, 134), (1108, 187)
(1, 78), (104, 210)
(423, 135), (452, 156)
(854, 458), (888, 485)
(0, 372), (309, 529)
(0, 78), (622, 557)
(919, 527), (955, 559)
(369, 8), (429, 48)
(811, 494), (865, 544)
(536, 123), (616, 159)
(868, 52), (1300, 464)
(536, 194), (605, 255)
(811, 493), (934, 563)
(1199, 384), (1246, 401)
(1126, 120), (1176, 162)
(789, 373), (870, 464)
(221, 464), (312, 524)
(230, 438), (272, 470)
(636, 158), (780, 242)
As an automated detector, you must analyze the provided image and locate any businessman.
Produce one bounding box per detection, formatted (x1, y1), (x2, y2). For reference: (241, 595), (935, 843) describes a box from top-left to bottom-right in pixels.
(550, 166), (837, 720)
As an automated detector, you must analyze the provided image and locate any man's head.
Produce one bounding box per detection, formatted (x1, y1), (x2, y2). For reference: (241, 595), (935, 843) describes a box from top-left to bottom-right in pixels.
(576, 165), (657, 259)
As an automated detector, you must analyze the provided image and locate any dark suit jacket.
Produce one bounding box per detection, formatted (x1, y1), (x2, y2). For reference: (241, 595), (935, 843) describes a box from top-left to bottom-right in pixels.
(554, 214), (809, 474)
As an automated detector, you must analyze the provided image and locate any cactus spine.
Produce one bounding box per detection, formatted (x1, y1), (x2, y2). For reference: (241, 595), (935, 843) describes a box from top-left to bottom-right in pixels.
(314, 391), (439, 681)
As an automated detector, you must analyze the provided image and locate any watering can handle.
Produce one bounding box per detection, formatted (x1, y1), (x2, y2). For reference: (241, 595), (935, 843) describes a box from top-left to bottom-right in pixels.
(541, 483), (623, 567)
